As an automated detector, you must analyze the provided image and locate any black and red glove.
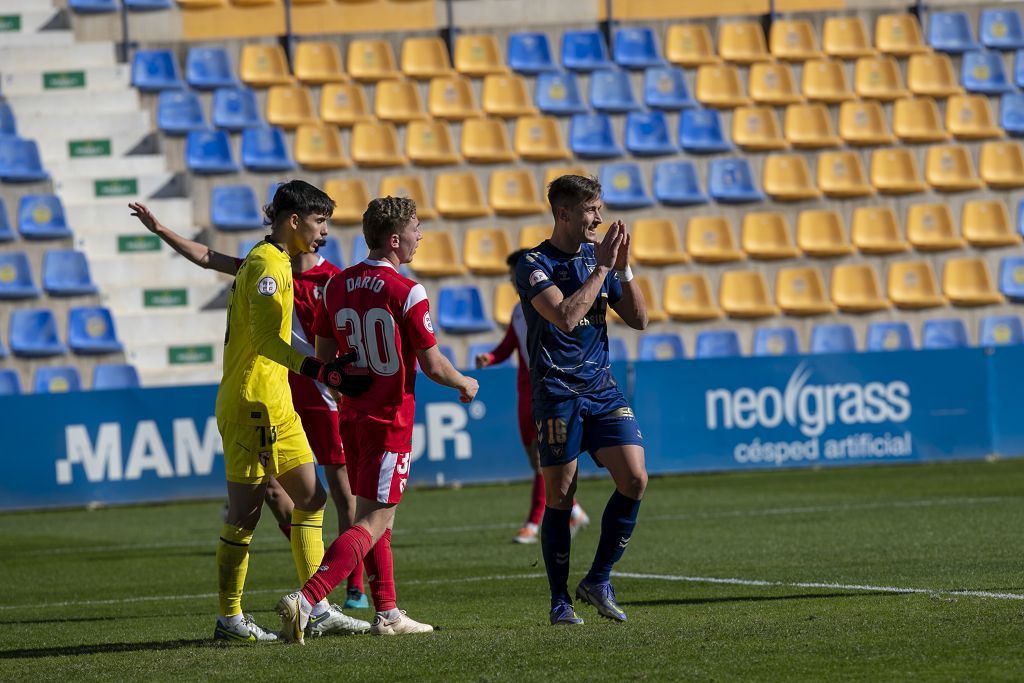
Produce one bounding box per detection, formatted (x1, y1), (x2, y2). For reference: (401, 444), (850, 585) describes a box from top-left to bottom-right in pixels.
(300, 351), (372, 397)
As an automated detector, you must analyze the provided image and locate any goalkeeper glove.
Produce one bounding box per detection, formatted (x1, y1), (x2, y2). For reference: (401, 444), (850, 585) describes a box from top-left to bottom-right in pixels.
(299, 351), (372, 397)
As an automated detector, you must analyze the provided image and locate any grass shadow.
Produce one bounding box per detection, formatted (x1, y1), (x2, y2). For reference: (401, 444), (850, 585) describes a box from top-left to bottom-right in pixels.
(0, 638), (219, 659)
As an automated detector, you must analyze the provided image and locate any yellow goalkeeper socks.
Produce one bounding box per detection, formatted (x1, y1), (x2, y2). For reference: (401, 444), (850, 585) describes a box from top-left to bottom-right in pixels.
(216, 524), (254, 617)
(290, 508), (325, 584)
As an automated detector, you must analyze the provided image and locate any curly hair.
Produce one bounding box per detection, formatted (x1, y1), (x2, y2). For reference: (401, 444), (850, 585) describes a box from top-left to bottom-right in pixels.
(362, 196), (418, 249)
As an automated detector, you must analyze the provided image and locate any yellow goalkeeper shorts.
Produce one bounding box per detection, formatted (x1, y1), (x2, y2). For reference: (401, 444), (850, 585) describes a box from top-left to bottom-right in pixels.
(219, 411), (314, 485)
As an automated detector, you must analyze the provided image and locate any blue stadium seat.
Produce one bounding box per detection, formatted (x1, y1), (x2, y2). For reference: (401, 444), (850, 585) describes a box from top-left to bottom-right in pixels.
(866, 321), (914, 351)
(17, 195), (72, 240)
(34, 366), (82, 394)
(69, 0), (118, 12)
(608, 337), (629, 362)
(210, 185), (262, 231)
(0, 137), (48, 182)
(535, 71), (588, 115)
(999, 256), (1024, 301)
(708, 158), (764, 204)
(928, 12), (979, 53)
(185, 129), (238, 174)
(92, 363), (141, 390)
(643, 66), (696, 110)
(810, 323), (856, 354)
(561, 29), (613, 71)
(980, 315), (1024, 346)
(212, 87), (262, 131)
(9, 308), (66, 357)
(125, 0), (172, 9)
(238, 238), (259, 258)
(157, 90), (206, 134)
(569, 113), (623, 158)
(0, 252), (38, 299)
(42, 250), (97, 296)
(625, 111), (676, 156)
(599, 163), (654, 209)
(0, 199), (14, 242)
(981, 9), (1024, 50)
(466, 342), (513, 369)
(242, 126), (294, 173)
(0, 102), (16, 137)
(68, 306), (123, 354)
(962, 50), (1014, 93)
(613, 26), (665, 69)
(351, 232), (369, 265)
(1015, 50), (1024, 88)
(921, 319), (969, 349)
(187, 47), (238, 90)
(589, 69), (641, 112)
(508, 32), (557, 74)
(653, 160), (708, 206)
(437, 285), (494, 334)
(695, 330), (742, 358)
(638, 333), (685, 360)
(679, 108), (732, 154)
(1000, 93), (1024, 135)
(318, 238), (344, 268)
(752, 327), (800, 356)
(0, 369), (21, 395)
(131, 49), (184, 91)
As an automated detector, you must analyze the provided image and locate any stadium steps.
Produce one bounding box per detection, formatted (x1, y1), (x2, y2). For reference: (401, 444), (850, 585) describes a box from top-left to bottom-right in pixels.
(116, 309), (226, 344)
(1, 65), (131, 96)
(127, 336), (225, 386)
(47, 155), (170, 180)
(0, 42), (115, 72)
(5, 90), (141, 116)
(55, 172), (179, 204)
(87, 256), (223, 289)
(101, 283), (230, 314)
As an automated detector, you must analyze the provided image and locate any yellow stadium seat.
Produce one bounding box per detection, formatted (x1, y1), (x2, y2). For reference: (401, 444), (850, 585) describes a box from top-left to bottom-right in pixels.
(543, 166), (589, 195)
(893, 97), (948, 143)
(770, 19), (821, 62)
(906, 203), (964, 251)
(870, 148), (927, 195)
(943, 258), (1005, 306)
(832, 263), (890, 312)
(823, 16), (875, 59)
(817, 150), (873, 198)
(907, 53), (963, 98)
(665, 23), (718, 67)
(464, 228), (513, 275)
(719, 21), (770, 64)
(519, 224), (550, 248)
(294, 123), (349, 170)
(741, 211), (800, 260)
(435, 171), (492, 219)
(802, 58), (855, 103)
(695, 63), (750, 108)
(888, 260), (945, 309)
(946, 95), (1003, 140)
(749, 62), (802, 106)
(854, 55), (908, 101)
(875, 13), (928, 56)
(482, 74), (537, 118)
(720, 271), (778, 318)
(455, 34), (507, 76)
(732, 106), (787, 151)
(925, 145), (983, 192)
(265, 84), (317, 128)
(410, 231), (467, 277)
(294, 42), (348, 84)
(514, 116), (571, 161)
(378, 174), (437, 220)
(347, 39), (400, 82)
(607, 276), (665, 324)
(324, 179), (370, 225)
(240, 44), (293, 87)
(686, 216), (744, 263)
(664, 273), (722, 321)
(177, 0), (225, 6)
(852, 206), (909, 253)
(784, 103), (839, 148)
(461, 117), (516, 164)
(776, 266), (834, 315)
(796, 209), (854, 257)
(374, 79), (427, 123)
(351, 121), (405, 167)
(962, 199), (1022, 247)
(838, 100), (894, 146)
(405, 119), (460, 166)
(763, 154), (820, 201)
(401, 36), (454, 80)
(428, 76), (481, 121)
(632, 218), (688, 266)
(490, 169), (545, 216)
(320, 83), (371, 126)
(493, 281), (518, 325)
(980, 141), (1024, 189)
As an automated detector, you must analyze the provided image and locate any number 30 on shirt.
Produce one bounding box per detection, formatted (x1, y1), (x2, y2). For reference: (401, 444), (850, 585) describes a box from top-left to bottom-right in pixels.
(335, 307), (400, 376)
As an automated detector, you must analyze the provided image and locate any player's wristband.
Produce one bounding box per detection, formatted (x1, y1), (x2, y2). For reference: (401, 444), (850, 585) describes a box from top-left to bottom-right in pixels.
(615, 265), (634, 282)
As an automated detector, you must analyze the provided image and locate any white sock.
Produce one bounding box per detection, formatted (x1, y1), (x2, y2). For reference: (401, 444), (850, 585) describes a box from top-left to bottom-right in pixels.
(377, 607), (401, 621)
(571, 504), (583, 519)
(219, 613), (243, 627)
(310, 598), (329, 617)
(298, 593), (314, 614)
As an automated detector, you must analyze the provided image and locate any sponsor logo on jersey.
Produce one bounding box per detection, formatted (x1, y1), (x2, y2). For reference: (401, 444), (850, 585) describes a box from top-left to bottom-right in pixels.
(257, 276), (278, 296)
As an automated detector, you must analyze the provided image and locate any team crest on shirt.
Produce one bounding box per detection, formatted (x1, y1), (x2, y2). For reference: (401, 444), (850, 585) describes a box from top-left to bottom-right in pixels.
(423, 311), (434, 333)
(529, 270), (549, 286)
(257, 276), (278, 296)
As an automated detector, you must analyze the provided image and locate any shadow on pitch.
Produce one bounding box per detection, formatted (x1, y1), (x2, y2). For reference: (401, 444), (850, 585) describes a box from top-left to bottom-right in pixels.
(621, 591), (891, 607)
(0, 638), (218, 659)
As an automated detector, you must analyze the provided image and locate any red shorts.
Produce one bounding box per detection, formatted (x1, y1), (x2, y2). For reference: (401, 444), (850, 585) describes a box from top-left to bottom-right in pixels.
(338, 411), (410, 505)
(296, 408), (345, 466)
(518, 392), (536, 448)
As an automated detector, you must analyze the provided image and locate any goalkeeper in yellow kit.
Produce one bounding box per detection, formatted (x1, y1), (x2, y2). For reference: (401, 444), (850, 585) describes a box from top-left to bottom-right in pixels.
(212, 180), (371, 642)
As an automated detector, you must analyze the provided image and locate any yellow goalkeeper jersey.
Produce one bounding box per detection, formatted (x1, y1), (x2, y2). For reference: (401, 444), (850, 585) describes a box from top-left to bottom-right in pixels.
(215, 239), (307, 426)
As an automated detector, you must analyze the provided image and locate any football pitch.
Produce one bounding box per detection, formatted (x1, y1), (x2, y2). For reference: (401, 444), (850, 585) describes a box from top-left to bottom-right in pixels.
(1, 458), (1022, 681)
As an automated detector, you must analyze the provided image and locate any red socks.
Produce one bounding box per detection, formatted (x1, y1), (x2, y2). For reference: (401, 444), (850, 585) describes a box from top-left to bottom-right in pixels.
(347, 556), (365, 594)
(302, 525), (372, 605)
(365, 529), (396, 612)
(528, 473), (545, 526)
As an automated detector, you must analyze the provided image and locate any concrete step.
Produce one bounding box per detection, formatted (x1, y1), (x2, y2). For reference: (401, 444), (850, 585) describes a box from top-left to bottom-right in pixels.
(66, 197), (192, 231)
(1, 64), (129, 95)
(0, 25), (70, 42)
(128, 340), (224, 375)
(88, 253), (223, 287)
(15, 111), (151, 144)
(117, 309), (226, 344)
(0, 42), (114, 72)
(48, 154), (168, 180)
(35, 130), (154, 164)
(55, 172), (178, 203)
(101, 282), (228, 313)
(0, 0), (58, 13)
(139, 365), (221, 388)
(6, 88), (140, 116)
(0, 10), (60, 34)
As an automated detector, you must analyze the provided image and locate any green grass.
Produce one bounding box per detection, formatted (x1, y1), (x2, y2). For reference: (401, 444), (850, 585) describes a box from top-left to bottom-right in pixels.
(2, 459), (1023, 681)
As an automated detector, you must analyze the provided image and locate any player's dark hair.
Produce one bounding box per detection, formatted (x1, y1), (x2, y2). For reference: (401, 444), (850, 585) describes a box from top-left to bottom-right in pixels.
(263, 179), (336, 226)
(506, 248), (529, 271)
(363, 196), (418, 249)
(547, 174), (601, 218)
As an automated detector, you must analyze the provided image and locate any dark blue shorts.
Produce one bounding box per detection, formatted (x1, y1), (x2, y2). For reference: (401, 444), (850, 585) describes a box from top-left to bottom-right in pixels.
(533, 386), (644, 468)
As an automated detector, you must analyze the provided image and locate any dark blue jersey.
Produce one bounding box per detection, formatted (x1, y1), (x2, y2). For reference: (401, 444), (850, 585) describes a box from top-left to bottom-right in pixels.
(515, 240), (623, 403)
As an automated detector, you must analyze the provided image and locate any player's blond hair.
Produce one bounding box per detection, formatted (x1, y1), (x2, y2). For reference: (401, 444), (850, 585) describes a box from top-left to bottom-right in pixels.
(362, 196), (418, 249)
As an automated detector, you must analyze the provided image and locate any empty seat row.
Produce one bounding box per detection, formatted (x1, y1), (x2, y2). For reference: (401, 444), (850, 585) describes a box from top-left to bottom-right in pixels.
(0, 364), (141, 395)
(69, 0), (171, 12)
(0, 250), (97, 299)
(7, 307), (123, 357)
(0, 195), (73, 242)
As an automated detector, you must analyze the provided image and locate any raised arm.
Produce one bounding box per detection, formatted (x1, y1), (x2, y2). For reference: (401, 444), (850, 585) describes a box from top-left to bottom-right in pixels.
(609, 226), (648, 330)
(128, 201), (240, 276)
